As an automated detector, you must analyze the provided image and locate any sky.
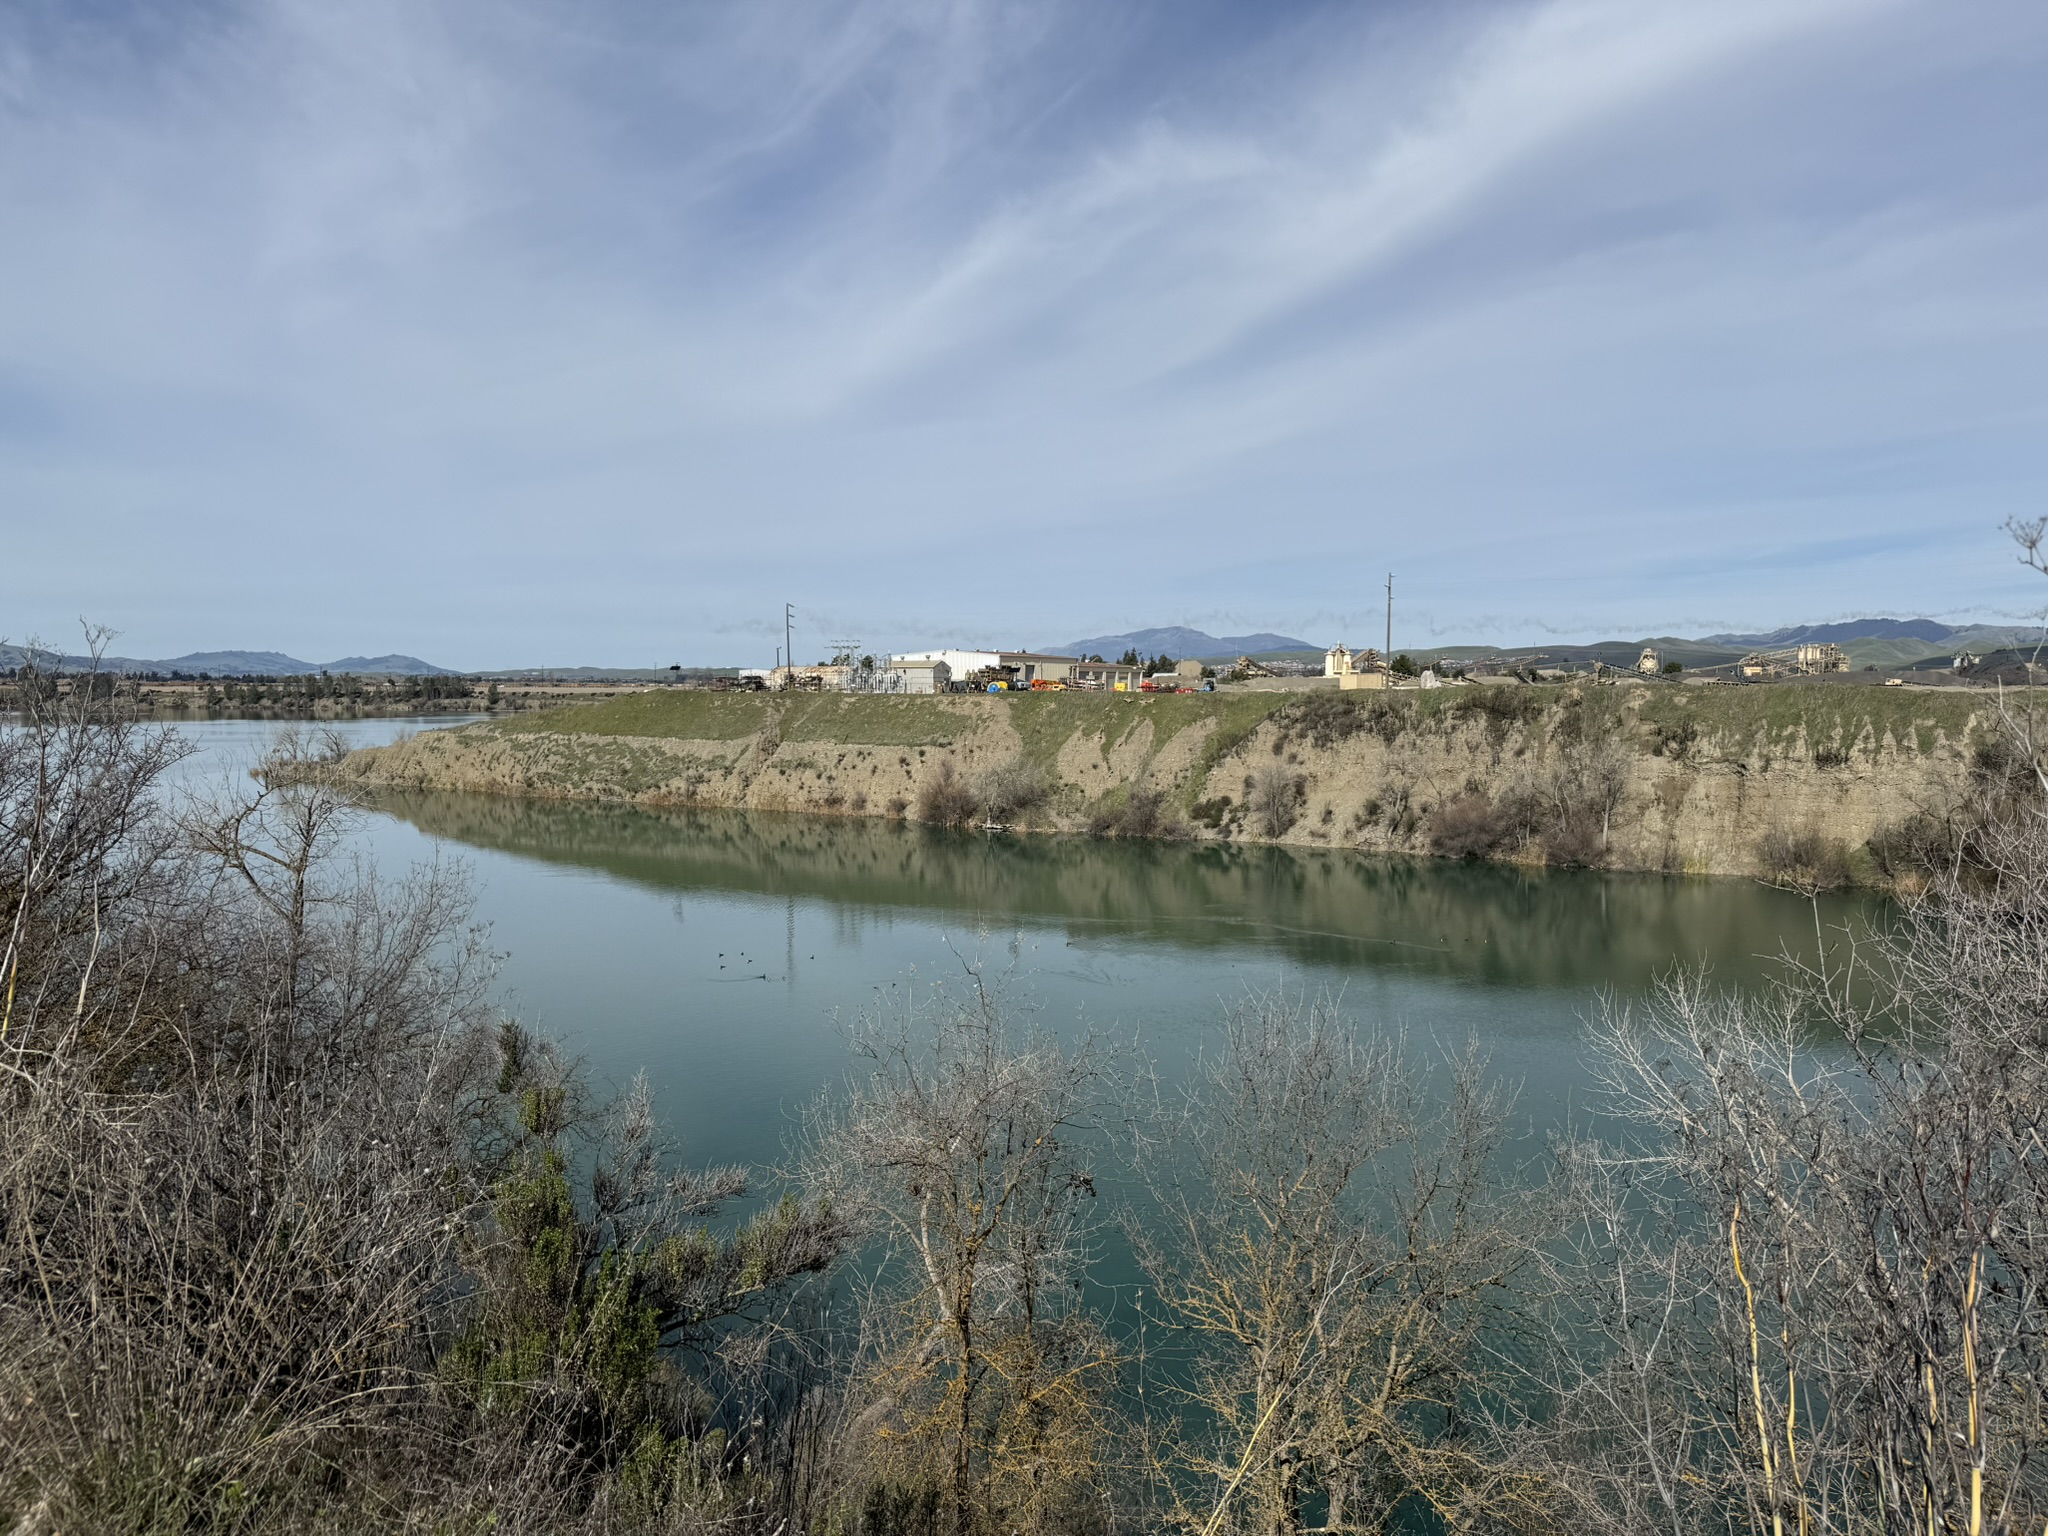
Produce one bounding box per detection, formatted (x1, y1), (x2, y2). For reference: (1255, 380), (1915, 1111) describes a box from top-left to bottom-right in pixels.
(3, 0), (2047, 668)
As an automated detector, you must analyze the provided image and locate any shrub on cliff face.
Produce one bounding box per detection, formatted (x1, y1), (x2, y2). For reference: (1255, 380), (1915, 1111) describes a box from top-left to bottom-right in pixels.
(1862, 726), (2046, 891)
(916, 762), (982, 827)
(1429, 792), (1517, 859)
(1542, 806), (1607, 868)
(1087, 787), (1182, 839)
(1868, 810), (1956, 885)
(1247, 765), (1305, 838)
(1277, 694), (1404, 750)
(1757, 825), (1854, 890)
(975, 758), (1050, 824)
(1425, 774), (1618, 867)
(1445, 687), (1542, 730)
(1117, 788), (1180, 838)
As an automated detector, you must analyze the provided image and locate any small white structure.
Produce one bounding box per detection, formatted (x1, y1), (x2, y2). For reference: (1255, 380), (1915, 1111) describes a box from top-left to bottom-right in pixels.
(881, 658), (951, 694)
(1637, 646), (1661, 675)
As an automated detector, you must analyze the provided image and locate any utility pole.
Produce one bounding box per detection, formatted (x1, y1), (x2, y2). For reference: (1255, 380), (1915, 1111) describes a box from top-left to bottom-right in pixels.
(785, 603), (795, 678)
(1385, 573), (1393, 665)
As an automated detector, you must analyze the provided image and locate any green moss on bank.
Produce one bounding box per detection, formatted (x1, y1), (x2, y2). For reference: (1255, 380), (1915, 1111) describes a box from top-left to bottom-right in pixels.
(1002, 691), (1289, 781)
(496, 690), (964, 746)
(484, 681), (1995, 772)
(1634, 684), (1987, 755)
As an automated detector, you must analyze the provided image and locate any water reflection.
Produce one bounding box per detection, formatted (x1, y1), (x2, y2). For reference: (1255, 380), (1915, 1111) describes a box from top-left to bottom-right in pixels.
(377, 791), (1875, 995)
(126, 721), (1879, 1177)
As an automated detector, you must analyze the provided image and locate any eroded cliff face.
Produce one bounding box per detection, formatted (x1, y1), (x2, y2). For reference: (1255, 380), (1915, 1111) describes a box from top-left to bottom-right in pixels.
(321, 685), (1989, 883)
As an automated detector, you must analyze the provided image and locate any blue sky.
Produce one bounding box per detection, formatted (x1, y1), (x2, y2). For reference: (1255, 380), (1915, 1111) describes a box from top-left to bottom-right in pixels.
(4, 0), (2046, 667)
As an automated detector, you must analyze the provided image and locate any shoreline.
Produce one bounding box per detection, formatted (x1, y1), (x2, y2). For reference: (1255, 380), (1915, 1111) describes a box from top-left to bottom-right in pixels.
(301, 682), (2002, 888)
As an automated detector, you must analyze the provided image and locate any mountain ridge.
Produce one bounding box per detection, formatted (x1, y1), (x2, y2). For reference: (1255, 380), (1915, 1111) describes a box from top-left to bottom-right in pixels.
(1052, 626), (1316, 659)
(0, 644), (455, 676)
(1701, 618), (1955, 647)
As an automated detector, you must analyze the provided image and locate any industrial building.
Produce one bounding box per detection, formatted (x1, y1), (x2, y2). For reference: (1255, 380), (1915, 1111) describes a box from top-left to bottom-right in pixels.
(885, 651), (1144, 691)
(1738, 643), (1849, 679)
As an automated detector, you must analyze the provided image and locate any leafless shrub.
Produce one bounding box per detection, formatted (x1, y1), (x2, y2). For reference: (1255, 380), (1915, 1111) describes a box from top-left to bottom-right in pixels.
(1866, 808), (1957, 887)
(1086, 786), (1181, 840)
(1428, 790), (1520, 858)
(916, 762), (981, 828)
(1756, 825), (1854, 891)
(1528, 705), (2048, 1534)
(1131, 993), (1546, 1535)
(1426, 735), (1626, 868)
(1447, 685), (1545, 764)
(801, 971), (1117, 1536)
(1, 641), (503, 1528)
(974, 757), (1050, 825)
(1276, 694), (1404, 750)
(1247, 764), (1303, 838)
(0, 639), (850, 1534)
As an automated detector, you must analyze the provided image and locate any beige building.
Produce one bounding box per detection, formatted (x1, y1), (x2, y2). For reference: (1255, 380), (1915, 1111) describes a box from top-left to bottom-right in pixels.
(880, 658), (952, 694)
(1326, 643), (1387, 690)
(1796, 643), (1849, 674)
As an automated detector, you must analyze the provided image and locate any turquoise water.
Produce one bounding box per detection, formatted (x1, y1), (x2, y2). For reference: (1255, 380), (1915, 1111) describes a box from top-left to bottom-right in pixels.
(167, 717), (1872, 1169)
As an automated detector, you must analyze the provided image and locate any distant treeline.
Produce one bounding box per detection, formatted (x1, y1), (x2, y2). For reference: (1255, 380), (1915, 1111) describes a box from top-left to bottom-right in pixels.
(2, 667), (499, 719)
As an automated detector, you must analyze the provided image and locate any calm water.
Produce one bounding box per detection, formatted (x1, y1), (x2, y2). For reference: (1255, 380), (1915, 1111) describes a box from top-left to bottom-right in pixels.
(165, 716), (1875, 1169)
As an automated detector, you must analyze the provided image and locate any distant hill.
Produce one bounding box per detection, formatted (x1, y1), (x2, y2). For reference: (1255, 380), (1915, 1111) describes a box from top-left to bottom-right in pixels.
(474, 666), (728, 681)
(1055, 626), (1316, 660)
(1702, 618), (1955, 646)
(1692, 621), (2041, 672)
(0, 644), (455, 676)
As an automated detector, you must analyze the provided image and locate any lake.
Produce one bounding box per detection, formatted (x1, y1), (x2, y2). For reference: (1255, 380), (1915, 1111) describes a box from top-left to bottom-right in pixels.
(160, 716), (1873, 1173)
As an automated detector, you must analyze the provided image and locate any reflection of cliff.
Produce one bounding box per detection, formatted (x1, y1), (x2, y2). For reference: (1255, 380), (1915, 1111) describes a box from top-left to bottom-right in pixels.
(331, 686), (1988, 884)
(384, 790), (1870, 993)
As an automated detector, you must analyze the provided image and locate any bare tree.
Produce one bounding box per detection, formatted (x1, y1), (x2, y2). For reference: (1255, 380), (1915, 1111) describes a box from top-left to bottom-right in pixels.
(803, 967), (1117, 1536)
(1133, 993), (1546, 1535)
(1540, 713), (2048, 1536)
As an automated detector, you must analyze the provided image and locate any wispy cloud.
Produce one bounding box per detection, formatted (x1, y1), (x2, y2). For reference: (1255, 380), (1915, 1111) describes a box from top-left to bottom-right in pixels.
(2, 0), (2044, 663)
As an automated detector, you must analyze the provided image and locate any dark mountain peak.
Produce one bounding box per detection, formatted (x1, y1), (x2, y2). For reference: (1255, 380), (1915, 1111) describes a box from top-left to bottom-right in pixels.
(318, 654), (455, 676)
(1701, 618), (1955, 647)
(1, 645), (455, 676)
(1055, 626), (1316, 659)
